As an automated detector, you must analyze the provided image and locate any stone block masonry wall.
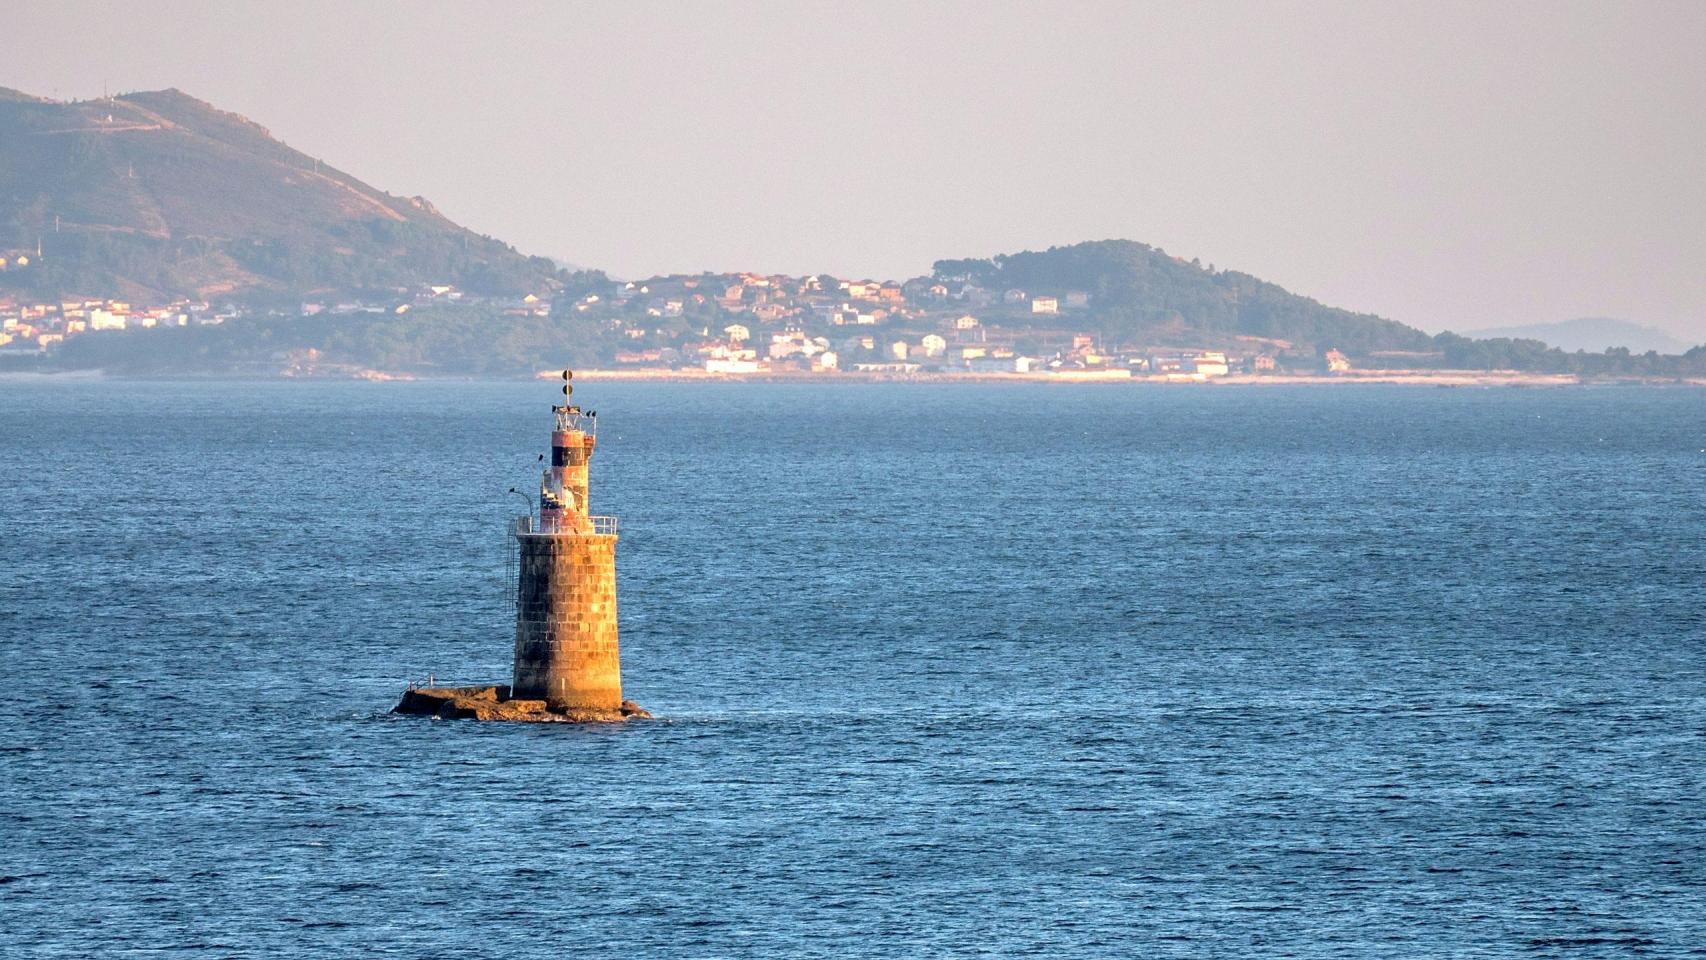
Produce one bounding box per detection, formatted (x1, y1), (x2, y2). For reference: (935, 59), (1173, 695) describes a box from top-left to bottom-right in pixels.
(512, 532), (621, 711)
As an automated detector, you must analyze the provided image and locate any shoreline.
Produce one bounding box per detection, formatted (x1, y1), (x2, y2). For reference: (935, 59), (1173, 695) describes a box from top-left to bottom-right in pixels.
(557, 368), (1706, 388)
(565, 368), (1620, 387)
(4, 367), (1704, 387)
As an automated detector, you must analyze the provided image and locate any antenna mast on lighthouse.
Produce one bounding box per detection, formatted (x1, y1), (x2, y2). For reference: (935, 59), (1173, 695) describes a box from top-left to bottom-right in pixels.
(537, 368), (599, 533)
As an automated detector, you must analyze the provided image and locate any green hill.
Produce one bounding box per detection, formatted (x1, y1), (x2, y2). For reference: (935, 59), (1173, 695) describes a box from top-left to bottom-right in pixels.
(1463, 316), (1694, 354)
(935, 240), (1434, 354)
(0, 86), (566, 303)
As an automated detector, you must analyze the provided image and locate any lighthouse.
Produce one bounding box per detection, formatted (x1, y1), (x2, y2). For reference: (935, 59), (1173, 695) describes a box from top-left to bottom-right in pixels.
(394, 369), (644, 723)
(511, 369), (625, 714)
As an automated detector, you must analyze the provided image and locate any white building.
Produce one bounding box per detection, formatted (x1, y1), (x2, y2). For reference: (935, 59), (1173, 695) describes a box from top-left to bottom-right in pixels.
(88, 309), (127, 331)
(969, 356), (1036, 373)
(768, 332), (824, 360)
(1193, 352), (1229, 377)
(705, 358), (760, 374)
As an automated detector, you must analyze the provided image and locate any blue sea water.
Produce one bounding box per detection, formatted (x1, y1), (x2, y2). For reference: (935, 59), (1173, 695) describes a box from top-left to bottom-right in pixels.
(1, 379), (1703, 958)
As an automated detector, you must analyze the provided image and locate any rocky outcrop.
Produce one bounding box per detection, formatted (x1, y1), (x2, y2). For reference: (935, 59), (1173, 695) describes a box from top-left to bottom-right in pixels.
(394, 685), (651, 723)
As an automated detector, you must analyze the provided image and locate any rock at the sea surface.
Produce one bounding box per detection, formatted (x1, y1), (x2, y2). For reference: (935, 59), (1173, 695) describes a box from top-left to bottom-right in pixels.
(393, 686), (649, 723)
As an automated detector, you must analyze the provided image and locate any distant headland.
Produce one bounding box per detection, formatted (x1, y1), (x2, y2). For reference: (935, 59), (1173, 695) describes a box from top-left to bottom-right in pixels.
(1, 86), (1699, 382)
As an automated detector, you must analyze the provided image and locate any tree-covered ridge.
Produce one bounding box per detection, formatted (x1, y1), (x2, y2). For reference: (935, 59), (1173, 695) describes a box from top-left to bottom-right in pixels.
(36, 296), (1706, 380)
(49, 304), (620, 377)
(935, 239), (1433, 354)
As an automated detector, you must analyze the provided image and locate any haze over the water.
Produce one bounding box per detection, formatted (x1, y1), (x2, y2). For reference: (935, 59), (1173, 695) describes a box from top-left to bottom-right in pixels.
(3, 0), (1702, 339)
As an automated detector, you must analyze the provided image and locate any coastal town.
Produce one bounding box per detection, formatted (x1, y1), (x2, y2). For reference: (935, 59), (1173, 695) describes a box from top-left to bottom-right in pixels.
(0, 258), (1361, 379)
(586, 271), (1355, 380)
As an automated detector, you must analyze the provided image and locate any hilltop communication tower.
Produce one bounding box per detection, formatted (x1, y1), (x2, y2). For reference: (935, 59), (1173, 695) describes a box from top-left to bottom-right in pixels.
(510, 369), (625, 712)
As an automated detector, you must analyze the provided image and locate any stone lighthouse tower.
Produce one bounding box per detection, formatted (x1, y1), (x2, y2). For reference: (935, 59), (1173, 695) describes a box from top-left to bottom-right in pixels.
(510, 370), (625, 715)
(394, 370), (643, 722)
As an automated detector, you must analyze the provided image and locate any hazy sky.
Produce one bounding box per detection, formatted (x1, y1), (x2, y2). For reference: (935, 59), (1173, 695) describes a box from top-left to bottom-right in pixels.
(5, 1), (1703, 337)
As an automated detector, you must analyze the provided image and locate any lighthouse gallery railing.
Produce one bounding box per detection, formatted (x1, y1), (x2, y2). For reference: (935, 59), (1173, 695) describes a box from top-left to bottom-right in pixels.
(512, 514), (619, 536)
